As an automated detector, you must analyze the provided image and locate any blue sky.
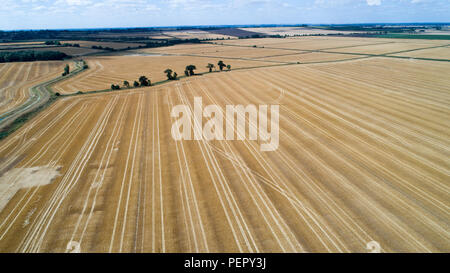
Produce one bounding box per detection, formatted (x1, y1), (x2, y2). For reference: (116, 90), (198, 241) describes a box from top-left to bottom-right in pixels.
(0, 0), (449, 30)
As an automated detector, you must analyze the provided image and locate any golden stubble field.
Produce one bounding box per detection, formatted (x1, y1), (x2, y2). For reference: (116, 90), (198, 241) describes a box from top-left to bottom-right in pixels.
(0, 37), (449, 253)
(53, 37), (450, 95)
(0, 61), (71, 116)
(240, 27), (366, 36)
(51, 55), (285, 94)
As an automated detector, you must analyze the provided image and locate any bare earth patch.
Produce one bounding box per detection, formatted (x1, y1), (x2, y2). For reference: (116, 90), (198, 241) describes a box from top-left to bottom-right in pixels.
(0, 166), (61, 212)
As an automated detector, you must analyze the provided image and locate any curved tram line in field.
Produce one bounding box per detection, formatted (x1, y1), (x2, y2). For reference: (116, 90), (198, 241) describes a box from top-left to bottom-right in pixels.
(0, 61), (88, 138)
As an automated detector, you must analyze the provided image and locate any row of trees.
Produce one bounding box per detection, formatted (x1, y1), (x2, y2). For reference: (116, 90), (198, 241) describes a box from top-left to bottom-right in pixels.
(113, 75), (152, 90)
(185, 65), (196, 76)
(109, 60), (232, 91)
(45, 41), (61, 45)
(0, 50), (69, 63)
(62, 43), (80, 47)
(184, 60), (231, 78)
(209, 60), (231, 72)
(92, 45), (115, 51)
(45, 41), (80, 47)
(164, 69), (178, 80)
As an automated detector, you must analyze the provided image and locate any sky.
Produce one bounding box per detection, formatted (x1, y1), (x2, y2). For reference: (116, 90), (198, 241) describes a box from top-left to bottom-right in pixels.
(0, 0), (449, 30)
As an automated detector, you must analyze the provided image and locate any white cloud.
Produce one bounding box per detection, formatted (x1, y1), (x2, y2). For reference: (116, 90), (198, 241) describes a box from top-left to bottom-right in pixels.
(366, 0), (381, 6)
(66, 0), (92, 5)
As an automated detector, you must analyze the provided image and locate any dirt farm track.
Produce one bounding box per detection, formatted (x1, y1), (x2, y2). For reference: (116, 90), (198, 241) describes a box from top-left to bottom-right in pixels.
(0, 37), (449, 253)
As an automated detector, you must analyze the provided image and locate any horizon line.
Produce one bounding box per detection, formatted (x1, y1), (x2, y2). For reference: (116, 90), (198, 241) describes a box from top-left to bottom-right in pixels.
(1, 22), (449, 32)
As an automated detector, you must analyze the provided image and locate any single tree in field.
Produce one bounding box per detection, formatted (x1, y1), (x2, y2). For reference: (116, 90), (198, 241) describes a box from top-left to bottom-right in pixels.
(173, 72), (178, 80)
(139, 76), (150, 86)
(123, 81), (130, 88)
(184, 70), (189, 77)
(185, 65), (197, 76)
(133, 81), (140, 87)
(218, 60), (226, 71)
(227, 65), (231, 71)
(62, 64), (70, 76)
(138, 76), (147, 86)
(206, 63), (215, 73)
(164, 69), (173, 80)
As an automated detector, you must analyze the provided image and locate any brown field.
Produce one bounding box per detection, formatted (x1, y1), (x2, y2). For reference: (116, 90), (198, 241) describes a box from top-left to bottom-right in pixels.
(0, 61), (70, 116)
(0, 36), (449, 253)
(3, 47), (103, 56)
(0, 42), (47, 50)
(206, 28), (264, 38)
(63, 41), (147, 50)
(83, 31), (168, 39)
(163, 30), (234, 40)
(0, 42), (45, 46)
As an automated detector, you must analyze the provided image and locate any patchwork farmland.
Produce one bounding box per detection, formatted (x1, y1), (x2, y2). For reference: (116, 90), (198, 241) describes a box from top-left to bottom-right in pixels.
(0, 36), (449, 253)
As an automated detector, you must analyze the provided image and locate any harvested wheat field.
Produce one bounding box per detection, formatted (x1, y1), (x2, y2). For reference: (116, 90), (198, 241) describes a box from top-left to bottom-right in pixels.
(256, 52), (365, 63)
(216, 37), (384, 48)
(389, 46), (450, 59)
(142, 44), (293, 59)
(330, 41), (449, 55)
(51, 55), (285, 94)
(164, 30), (234, 40)
(0, 61), (70, 117)
(219, 36), (449, 51)
(139, 43), (224, 54)
(0, 53), (449, 253)
(241, 27), (365, 36)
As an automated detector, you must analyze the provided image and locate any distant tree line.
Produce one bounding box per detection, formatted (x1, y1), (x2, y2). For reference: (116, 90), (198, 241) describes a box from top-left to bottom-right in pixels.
(0, 50), (69, 63)
(183, 60), (231, 78)
(45, 40), (61, 45)
(92, 45), (116, 51)
(62, 43), (80, 47)
(103, 60), (232, 92)
(111, 75), (152, 90)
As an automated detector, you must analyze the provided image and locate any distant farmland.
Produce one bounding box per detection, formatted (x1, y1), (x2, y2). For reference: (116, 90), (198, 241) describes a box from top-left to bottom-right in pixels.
(206, 28), (264, 38)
